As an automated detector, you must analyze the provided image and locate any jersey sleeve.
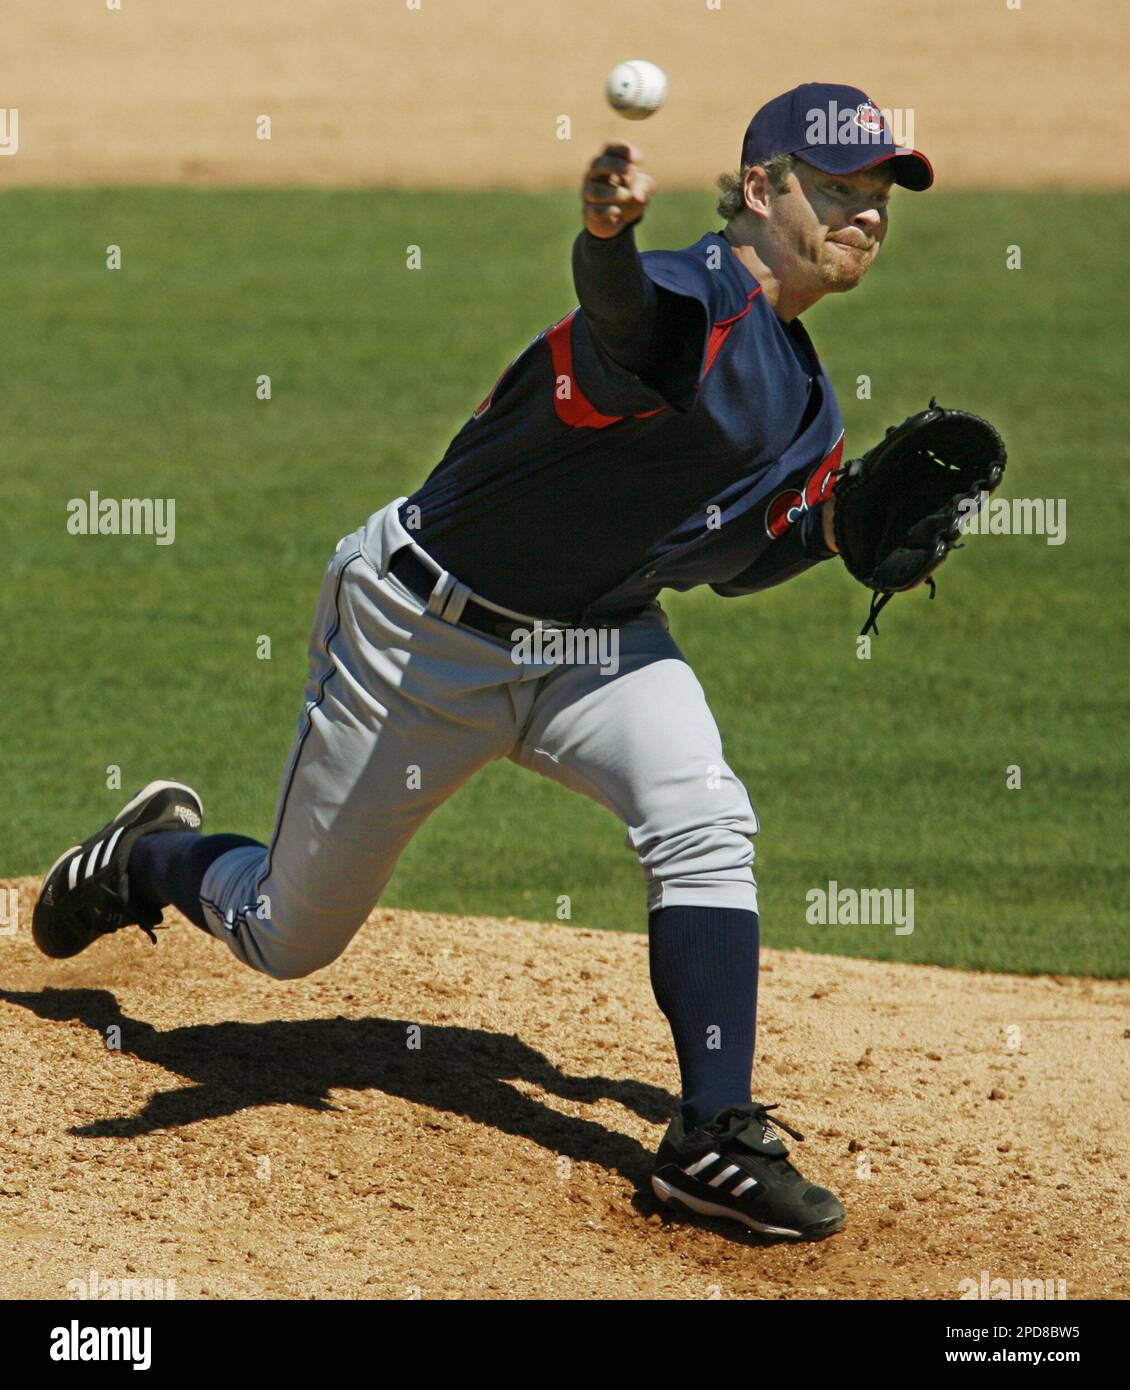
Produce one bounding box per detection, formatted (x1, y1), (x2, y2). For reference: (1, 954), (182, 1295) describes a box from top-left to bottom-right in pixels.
(711, 503), (836, 597)
(570, 233), (728, 417)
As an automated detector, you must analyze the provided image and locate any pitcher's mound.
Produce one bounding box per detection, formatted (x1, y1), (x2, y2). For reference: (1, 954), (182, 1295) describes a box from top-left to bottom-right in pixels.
(1, 881), (1125, 1300)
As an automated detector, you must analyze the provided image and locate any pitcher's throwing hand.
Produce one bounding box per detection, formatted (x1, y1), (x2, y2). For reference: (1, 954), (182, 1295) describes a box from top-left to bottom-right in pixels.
(581, 142), (654, 238)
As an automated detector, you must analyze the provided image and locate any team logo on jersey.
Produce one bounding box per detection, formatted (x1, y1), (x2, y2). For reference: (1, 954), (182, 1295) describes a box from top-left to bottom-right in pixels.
(764, 435), (844, 540)
(854, 102), (885, 136)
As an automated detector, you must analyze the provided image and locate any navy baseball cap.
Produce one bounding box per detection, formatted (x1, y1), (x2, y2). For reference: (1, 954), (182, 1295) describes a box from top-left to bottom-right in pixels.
(741, 83), (933, 191)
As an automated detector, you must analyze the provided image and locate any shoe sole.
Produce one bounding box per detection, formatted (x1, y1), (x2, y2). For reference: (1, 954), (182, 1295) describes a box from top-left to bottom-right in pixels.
(34, 780), (204, 957)
(38, 779), (204, 889)
(102, 780), (205, 837)
(651, 1174), (845, 1241)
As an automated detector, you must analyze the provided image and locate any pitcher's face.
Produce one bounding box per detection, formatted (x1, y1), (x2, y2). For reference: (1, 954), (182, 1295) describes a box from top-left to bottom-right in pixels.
(769, 160), (894, 294)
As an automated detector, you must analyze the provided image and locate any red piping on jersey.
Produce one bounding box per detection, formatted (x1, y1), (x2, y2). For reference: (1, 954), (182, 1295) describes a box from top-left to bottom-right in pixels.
(546, 312), (625, 428)
(702, 288), (762, 380)
(544, 290), (762, 430)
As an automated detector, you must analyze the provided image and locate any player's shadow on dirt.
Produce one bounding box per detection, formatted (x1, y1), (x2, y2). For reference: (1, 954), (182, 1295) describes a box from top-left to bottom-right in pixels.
(1, 986), (677, 1189)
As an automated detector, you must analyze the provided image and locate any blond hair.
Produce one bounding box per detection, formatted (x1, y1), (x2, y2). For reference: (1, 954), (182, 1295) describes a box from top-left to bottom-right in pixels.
(715, 154), (798, 220)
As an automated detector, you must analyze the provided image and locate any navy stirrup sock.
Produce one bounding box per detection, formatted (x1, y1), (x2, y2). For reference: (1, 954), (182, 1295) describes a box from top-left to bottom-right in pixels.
(128, 831), (264, 932)
(648, 904), (760, 1130)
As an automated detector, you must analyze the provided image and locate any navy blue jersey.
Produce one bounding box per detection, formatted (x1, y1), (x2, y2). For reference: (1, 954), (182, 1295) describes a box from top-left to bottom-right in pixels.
(401, 230), (844, 622)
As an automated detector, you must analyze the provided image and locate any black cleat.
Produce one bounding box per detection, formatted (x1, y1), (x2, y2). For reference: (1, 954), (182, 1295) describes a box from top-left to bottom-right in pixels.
(651, 1101), (846, 1240)
(32, 781), (203, 959)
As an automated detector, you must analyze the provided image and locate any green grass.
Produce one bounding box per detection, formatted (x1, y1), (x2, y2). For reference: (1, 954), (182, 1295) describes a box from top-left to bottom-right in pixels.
(1, 187), (1126, 977)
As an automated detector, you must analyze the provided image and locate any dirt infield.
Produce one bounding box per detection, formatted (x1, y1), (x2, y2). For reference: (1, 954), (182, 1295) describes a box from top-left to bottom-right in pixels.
(2, 0), (1127, 189)
(1, 878), (1125, 1301)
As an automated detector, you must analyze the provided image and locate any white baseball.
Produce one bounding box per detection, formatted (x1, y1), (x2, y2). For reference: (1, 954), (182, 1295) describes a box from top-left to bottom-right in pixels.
(606, 60), (667, 121)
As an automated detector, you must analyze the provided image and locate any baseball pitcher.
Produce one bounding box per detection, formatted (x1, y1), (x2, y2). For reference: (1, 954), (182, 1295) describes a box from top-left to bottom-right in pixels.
(34, 84), (1004, 1241)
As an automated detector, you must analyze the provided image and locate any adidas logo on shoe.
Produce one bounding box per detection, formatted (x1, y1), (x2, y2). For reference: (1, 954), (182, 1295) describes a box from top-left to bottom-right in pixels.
(174, 805), (202, 829)
(652, 1102), (846, 1240)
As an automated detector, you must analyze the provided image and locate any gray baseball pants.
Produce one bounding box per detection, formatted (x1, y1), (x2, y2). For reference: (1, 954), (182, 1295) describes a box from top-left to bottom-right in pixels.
(199, 498), (758, 978)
